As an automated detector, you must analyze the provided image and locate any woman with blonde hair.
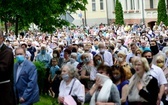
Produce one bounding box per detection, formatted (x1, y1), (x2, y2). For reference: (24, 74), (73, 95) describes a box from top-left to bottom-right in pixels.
(115, 51), (132, 80)
(128, 57), (159, 105)
(135, 49), (143, 57)
(156, 55), (168, 104)
(156, 55), (168, 73)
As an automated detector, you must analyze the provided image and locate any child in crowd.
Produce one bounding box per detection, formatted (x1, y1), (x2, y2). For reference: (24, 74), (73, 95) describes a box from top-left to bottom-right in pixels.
(48, 58), (61, 98)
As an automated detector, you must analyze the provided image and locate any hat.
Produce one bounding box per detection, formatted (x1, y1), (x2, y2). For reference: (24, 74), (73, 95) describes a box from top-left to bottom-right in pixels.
(142, 49), (152, 56)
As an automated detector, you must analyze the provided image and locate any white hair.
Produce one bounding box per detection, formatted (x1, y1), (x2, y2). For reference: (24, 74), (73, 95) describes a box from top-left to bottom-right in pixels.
(62, 64), (79, 78)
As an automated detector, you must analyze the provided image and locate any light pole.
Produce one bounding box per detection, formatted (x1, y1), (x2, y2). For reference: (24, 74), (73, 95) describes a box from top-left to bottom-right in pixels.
(83, 4), (87, 26)
(84, 9), (87, 26)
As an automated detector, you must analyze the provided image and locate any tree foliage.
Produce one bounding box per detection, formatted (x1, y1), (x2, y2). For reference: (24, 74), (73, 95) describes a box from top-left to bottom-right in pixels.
(157, 0), (168, 25)
(0, 0), (87, 35)
(115, 0), (124, 25)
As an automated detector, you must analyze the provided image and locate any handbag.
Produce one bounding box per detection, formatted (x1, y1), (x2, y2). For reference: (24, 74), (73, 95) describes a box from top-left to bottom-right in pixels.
(68, 79), (81, 105)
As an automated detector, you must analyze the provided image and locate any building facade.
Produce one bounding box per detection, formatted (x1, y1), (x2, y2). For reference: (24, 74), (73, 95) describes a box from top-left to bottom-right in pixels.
(71, 0), (168, 27)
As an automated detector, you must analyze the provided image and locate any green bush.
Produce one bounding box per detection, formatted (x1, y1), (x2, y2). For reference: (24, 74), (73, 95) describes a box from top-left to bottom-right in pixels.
(33, 61), (46, 94)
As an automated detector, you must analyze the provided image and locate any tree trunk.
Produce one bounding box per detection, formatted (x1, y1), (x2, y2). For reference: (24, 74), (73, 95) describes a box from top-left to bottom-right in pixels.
(4, 21), (8, 35)
(15, 16), (18, 38)
(167, 0), (168, 9)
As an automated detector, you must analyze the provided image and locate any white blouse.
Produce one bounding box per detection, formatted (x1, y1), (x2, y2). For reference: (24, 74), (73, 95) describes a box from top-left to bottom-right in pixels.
(59, 78), (84, 102)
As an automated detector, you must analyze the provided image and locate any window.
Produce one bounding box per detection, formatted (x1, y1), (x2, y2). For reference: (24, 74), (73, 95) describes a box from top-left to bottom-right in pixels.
(92, 0), (96, 11)
(130, 0), (135, 10)
(100, 0), (104, 10)
(137, 0), (140, 9)
(150, 0), (153, 8)
(125, 0), (128, 10)
(113, 0), (116, 10)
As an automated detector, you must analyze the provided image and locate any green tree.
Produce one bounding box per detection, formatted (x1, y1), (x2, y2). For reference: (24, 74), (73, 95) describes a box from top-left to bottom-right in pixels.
(0, 0), (87, 37)
(115, 0), (124, 25)
(157, 0), (168, 25)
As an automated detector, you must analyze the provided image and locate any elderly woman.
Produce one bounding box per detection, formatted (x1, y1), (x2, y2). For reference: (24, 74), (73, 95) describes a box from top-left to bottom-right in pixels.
(58, 64), (84, 105)
(85, 64), (121, 105)
(128, 57), (159, 105)
(67, 53), (79, 69)
(116, 51), (132, 80)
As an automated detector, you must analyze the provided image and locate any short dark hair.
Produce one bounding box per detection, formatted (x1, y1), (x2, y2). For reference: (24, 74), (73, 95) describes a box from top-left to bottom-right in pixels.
(64, 48), (71, 55)
(120, 39), (125, 45)
(53, 50), (60, 57)
(51, 58), (58, 62)
(21, 43), (27, 48)
(111, 65), (127, 83)
(6, 40), (10, 43)
(97, 64), (112, 79)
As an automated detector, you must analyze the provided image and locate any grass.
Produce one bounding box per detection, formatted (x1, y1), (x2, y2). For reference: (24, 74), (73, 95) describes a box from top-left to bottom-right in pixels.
(34, 95), (89, 105)
(34, 95), (57, 105)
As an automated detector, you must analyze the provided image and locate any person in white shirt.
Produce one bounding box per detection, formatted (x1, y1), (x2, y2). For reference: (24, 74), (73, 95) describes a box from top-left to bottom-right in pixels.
(58, 64), (84, 105)
(46, 45), (53, 57)
(142, 50), (167, 105)
(67, 53), (79, 69)
(98, 42), (113, 66)
(21, 43), (31, 60)
(114, 39), (128, 56)
(126, 42), (138, 63)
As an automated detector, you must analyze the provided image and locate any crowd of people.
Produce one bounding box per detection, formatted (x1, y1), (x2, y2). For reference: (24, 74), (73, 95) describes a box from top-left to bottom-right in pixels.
(1, 21), (168, 105)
